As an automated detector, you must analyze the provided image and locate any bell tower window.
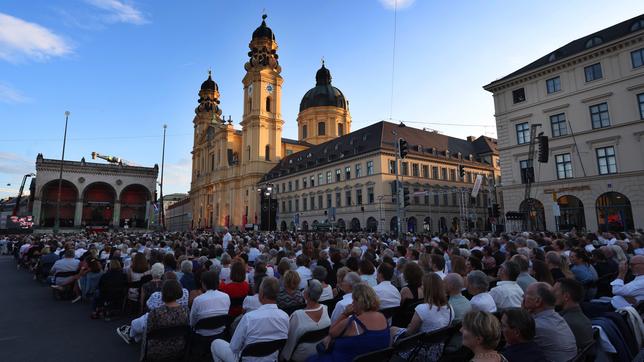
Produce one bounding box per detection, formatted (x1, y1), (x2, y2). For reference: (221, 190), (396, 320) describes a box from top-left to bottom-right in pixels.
(302, 125), (308, 139)
(318, 122), (326, 136)
(265, 97), (271, 112)
(265, 145), (270, 161)
(248, 96), (252, 112)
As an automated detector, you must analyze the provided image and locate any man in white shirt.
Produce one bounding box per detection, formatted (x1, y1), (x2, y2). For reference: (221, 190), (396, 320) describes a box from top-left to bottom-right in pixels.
(330, 272), (362, 323)
(295, 254), (312, 290)
(490, 260), (524, 309)
(222, 228), (232, 250)
(211, 277), (289, 362)
(373, 263), (401, 309)
(467, 270), (497, 313)
(190, 270), (230, 336)
(248, 241), (261, 263)
(430, 254), (447, 279)
(610, 256), (644, 308)
(49, 249), (80, 285)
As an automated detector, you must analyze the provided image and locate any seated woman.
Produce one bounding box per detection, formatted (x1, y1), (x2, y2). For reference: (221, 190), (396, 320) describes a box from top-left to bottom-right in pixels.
(91, 259), (128, 319)
(277, 270), (305, 310)
(312, 266), (334, 302)
(393, 262), (425, 326)
(76, 257), (104, 302)
(140, 263), (165, 313)
(309, 283), (389, 361)
(126, 253), (150, 305)
(461, 310), (506, 362)
(391, 272), (453, 339)
(141, 280), (189, 361)
(219, 260), (251, 318)
(281, 280), (331, 362)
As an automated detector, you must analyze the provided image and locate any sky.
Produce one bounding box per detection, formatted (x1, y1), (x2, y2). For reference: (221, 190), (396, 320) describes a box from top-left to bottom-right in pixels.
(1, 0), (643, 199)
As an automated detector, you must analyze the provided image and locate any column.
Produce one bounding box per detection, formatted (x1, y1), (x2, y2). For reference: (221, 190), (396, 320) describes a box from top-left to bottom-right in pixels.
(74, 199), (83, 227)
(32, 198), (42, 227)
(112, 200), (121, 228)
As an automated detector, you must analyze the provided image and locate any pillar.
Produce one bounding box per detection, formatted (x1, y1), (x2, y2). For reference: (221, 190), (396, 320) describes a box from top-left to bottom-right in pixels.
(32, 199), (42, 227)
(74, 200), (83, 227)
(112, 200), (121, 228)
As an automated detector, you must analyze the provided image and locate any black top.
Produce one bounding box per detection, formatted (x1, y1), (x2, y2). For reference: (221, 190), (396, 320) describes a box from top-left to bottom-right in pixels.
(252, 14), (275, 41)
(502, 341), (546, 362)
(299, 64), (347, 112)
(200, 74), (217, 91)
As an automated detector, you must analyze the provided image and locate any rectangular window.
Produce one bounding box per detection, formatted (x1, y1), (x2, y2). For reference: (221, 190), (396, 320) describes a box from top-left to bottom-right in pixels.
(356, 189), (363, 205)
(589, 102), (610, 129)
(318, 195), (323, 210)
(288, 200), (292, 213)
(467, 172), (473, 183)
(441, 167), (447, 180)
(412, 163), (419, 177)
(638, 93), (644, 120)
(596, 146), (617, 175)
(310, 176), (315, 187)
(433, 193), (439, 206)
(310, 196), (315, 210)
(516, 122), (530, 144)
(295, 198), (299, 212)
(546, 76), (561, 94)
(302, 177), (307, 189)
(318, 173), (323, 185)
(512, 88), (526, 103)
(336, 192), (342, 207)
(326, 171), (332, 184)
(389, 160), (396, 174)
(282, 183), (286, 193)
(452, 193), (457, 206)
(335, 169), (341, 182)
(276, 184), (280, 193)
(413, 188), (420, 204)
(367, 161), (374, 175)
(282, 201), (286, 211)
(424, 190), (429, 205)
(584, 63), (603, 82)
(520, 159), (534, 184)
(443, 194), (448, 206)
(632, 48), (644, 68)
(422, 165), (429, 178)
(391, 182), (397, 204)
(326, 194), (332, 209)
(288, 181), (292, 192)
(345, 190), (352, 206)
(432, 166), (439, 179)
(449, 169), (456, 181)
(555, 153), (573, 179)
(550, 113), (568, 137)
(303, 197), (307, 211)
(401, 162), (409, 176)
(367, 187), (374, 204)
(355, 163), (362, 178)
(345, 166), (351, 180)
(295, 180), (299, 190)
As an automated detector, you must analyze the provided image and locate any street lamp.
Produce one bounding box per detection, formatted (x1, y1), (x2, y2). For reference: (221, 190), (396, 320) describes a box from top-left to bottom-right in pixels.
(159, 124), (167, 231)
(257, 183), (274, 231)
(54, 111), (70, 233)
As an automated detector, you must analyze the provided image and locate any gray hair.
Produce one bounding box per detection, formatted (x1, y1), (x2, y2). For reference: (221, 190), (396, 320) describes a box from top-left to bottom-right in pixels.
(305, 279), (323, 302)
(180, 259), (193, 273)
(221, 253), (231, 265)
(467, 270), (489, 292)
(343, 272), (362, 289)
(444, 273), (464, 293)
(259, 276), (280, 301)
(150, 262), (165, 279)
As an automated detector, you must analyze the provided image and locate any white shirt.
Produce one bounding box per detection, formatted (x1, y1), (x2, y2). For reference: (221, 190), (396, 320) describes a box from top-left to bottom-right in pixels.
(470, 292), (497, 313)
(415, 303), (453, 333)
(223, 232), (232, 249)
(50, 257), (80, 285)
(74, 248), (87, 259)
(319, 285), (334, 302)
(230, 304), (289, 362)
(280, 305), (331, 362)
(611, 275), (644, 309)
(220, 266), (231, 283)
(248, 248), (261, 262)
(190, 290), (231, 336)
(373, 281), (401, 309)
(243, 294), (262, 312)
(330, 293), (353, 323)
(296, 266), (312, 290)
(435, 270), (447, 280)
(489, 281), (524, 309)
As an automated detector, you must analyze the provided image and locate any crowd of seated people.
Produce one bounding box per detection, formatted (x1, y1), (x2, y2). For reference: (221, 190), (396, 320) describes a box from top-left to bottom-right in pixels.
(5, 227), (644, 362)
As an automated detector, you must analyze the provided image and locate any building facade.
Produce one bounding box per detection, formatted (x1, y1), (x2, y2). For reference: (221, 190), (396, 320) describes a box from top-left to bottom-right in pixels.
(484, 15), (644, 232)
(261, 121), (500, 234)
(166, 196), (192, 232)
(190, 15), (350, 229)
(32, 153), (158, 229)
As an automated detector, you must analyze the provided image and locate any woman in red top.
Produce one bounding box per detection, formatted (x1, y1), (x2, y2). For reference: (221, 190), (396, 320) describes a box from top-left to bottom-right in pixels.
(219, 260), (250, 317)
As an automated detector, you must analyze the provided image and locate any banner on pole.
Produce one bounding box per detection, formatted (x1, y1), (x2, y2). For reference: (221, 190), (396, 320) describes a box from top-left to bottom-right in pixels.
(471, 175), (483, 197)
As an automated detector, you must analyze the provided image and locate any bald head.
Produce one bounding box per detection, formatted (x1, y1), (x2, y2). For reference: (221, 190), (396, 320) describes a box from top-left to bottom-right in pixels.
(444, 273), (464, 296)
(631, 255), (644, 276)
(523, 282), (555, 314)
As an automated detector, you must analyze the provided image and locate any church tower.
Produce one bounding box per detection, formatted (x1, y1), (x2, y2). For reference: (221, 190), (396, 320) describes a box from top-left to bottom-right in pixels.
(240, 14), (284, 168)
(297, 62), (351, 145)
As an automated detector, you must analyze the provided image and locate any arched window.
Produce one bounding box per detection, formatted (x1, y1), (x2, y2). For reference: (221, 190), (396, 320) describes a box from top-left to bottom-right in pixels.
(265, 97), (271, 112)
(338, 123), (344, 136)
(302, 125), (308, 139)
(318, 122), (326, 136)
(265, 144), (270, 161)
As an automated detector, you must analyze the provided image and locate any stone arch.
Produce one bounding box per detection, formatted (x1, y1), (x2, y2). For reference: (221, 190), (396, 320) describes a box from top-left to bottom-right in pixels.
(350, 217), (361, 232)
(119, 184), (151, 228)
(423, 216), (432, 232)
(366, 217), (378, 232)
(407, 216), (417, 233)
(519, 198), (546, 231)
(336, 218), (346, 231)
(280, 220), (287, 231)
(596, 192), (634, 232)
(82, 182), (116, 227)
(558, 195), (586, 231)
(39, 179), (78, 227)
(302, 220), (309, 231)
(390, 216), (398, 234)
(439, 217), (447, 233)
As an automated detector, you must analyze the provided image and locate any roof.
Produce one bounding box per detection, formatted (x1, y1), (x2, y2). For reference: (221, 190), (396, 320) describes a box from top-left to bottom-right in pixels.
(262, 121), (497, 181)
(484, 14), (644, 89)
(252, 14), (275, 41)
(299, 64), (347, 112)
(282, 138), (313, 147)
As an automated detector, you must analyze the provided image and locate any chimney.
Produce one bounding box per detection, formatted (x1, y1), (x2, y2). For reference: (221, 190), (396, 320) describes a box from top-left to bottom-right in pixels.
(467, 136), (477, 142)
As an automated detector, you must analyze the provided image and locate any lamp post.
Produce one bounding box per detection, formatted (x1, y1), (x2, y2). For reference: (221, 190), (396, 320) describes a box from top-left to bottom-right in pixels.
(257, 183), (274, 231)
(159, 124), (167, 231)
(54, 111), (70, 233)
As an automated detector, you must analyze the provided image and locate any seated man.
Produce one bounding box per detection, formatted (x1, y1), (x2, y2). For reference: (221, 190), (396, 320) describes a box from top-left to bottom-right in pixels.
(501, 308), (546, 362)
(49, 249), (79, 285)
(445, 273), (471, 321)
(330, 272), (362, 323)
(190, 270), (230, 337)
(372, 263), (401, 310)
(610, 256), (644, 309)
(554, 278), (593, 350)
(211, 277), (289, 362)
(489, 260), (524, 310)
(522, 282), (577, 362)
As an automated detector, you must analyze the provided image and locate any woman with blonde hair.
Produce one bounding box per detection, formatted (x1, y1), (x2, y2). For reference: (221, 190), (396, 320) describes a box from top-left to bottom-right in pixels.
(461, 310), (506, 362)
(277, 270), (305, 310)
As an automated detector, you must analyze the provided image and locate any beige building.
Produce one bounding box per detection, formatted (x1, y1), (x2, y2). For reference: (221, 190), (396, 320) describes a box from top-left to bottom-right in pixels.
(261, 121), (500, 233)
(166, 196), (191, 232)
(190, 15), (351, 229)
(484, 15), (644, 232)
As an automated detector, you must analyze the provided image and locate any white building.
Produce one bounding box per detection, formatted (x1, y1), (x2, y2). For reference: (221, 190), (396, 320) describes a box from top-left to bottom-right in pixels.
(484, 15), (644, 232)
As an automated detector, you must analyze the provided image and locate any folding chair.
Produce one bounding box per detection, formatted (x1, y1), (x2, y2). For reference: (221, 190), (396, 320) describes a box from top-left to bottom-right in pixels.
(353, 347), (395, 362)
(281, 304), (306, 316)
(141, 325), (191, 362)
(286, 326), (329, 362)
(187, 314), (230, 362)
(238, 339), (287, 362)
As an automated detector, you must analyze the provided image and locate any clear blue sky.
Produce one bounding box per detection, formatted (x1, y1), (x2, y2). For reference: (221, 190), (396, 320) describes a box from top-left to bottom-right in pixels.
(1, 0), (642, 198)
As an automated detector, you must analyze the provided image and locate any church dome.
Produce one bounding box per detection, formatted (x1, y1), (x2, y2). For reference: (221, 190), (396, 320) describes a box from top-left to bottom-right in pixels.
(200, 72), (217, 91)
(252, 14), (275, 41)
(299, 64), (347, 112)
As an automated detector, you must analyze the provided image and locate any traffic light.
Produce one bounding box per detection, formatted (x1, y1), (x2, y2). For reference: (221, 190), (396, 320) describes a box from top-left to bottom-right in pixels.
(538, 133), (549, 163)
(398, 138), (408, 159)
(459, 165), (465, 179)
(403, 188), (410, 208)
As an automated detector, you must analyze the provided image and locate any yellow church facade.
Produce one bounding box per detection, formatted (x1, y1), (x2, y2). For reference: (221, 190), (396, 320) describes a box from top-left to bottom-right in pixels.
(190, 15), (349, 229)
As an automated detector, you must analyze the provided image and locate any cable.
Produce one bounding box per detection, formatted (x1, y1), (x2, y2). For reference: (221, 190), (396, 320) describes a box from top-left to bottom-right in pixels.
(0, 133), (193, 143)
(388, 0), (398, 120)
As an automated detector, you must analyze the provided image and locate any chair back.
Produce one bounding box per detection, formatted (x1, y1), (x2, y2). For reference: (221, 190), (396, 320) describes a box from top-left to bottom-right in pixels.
(281, 304), (306, 316)
(288, 327), (330, 361)
(55, 270), (78, 278)
(194, 314), (229, 331)
(352, 347), (395, 362)
(320, 297), (340, 316)
(230, 296), (245, 308)
(569, 327), (600, 362)
(239, 339), (287, 359)
(143, 325), (190, 360)
(380, 306), (400, 320)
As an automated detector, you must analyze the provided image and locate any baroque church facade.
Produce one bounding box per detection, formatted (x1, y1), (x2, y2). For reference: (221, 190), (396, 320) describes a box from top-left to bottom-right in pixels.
(190, 15), (350, 229)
